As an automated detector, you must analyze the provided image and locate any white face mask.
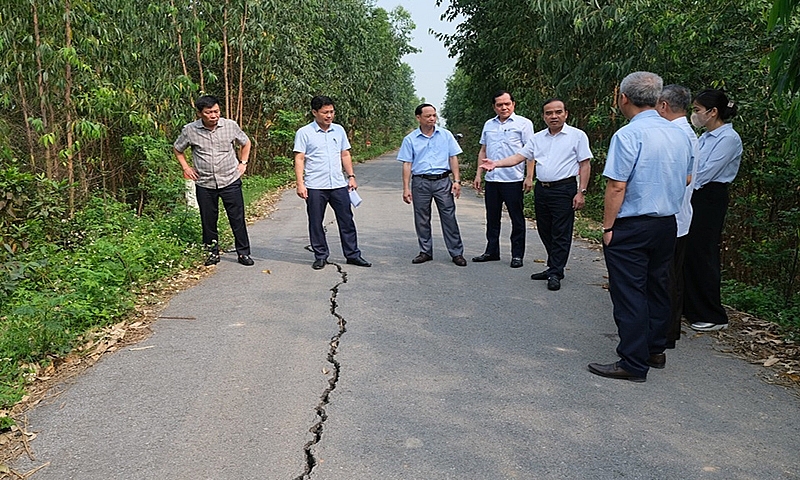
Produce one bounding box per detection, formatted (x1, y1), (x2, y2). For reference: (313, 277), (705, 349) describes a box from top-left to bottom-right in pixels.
(690, 108), (711, 128)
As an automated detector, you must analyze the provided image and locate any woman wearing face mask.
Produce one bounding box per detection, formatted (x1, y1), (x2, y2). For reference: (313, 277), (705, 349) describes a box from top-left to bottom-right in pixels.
(683, 89), (743, 332)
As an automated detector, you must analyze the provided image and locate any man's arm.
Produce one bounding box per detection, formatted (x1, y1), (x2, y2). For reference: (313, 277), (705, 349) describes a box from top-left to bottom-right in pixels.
(402, 161), (413, 204)
(237, 140), (251, 176)
(602, 178), (626, 244)
(449, 155), (462, 199)
(340, 149), (357, 190)
(473, 144), (487, 191)
(524, 159), (535, 193)
(573, 159), (591, 210)
(294, 152), (307, 199)
(174, 148), (198, 181)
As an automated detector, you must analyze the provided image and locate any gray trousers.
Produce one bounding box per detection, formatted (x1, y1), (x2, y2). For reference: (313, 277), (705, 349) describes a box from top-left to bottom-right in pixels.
(411, 176), (464, 257)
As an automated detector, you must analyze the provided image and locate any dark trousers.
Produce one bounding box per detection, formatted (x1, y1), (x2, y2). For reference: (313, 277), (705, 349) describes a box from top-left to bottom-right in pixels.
(195, 178), (250, 255)
(483, 181), (526, 258)
(683, 182), (729, 325)
(411, 177), (463, 257)
(667, 235), (689, 346)
(306, 187), (361, 261)
(534, 180), (577, 279)
(603, 215), (676, 377)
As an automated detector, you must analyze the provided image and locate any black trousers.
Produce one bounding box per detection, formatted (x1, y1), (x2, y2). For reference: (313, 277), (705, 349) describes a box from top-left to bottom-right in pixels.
(306, 187), (361, 261)
(603, 215), (676, 377)
(667, 235), (689, 346)
(534, 180), (577, 279)
(483, 181), (526, 258)
(195, 178), (250, 255)
(683, 182), (729, 325)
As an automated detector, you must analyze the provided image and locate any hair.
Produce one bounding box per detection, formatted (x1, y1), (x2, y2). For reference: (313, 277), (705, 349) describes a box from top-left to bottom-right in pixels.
(195, 95), (219, 111)
(415, 103), (436, 116)
(693, 89), (737, 121)
(492, 90), (514, 105)
(311, 95), (335, 111)
(620, 71), (663, 107)
(658, 84), (691, 113)
(541, 97), (567, 111)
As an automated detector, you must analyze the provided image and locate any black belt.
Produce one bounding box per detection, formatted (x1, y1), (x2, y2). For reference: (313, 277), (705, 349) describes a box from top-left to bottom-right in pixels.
(413, 171), (451, 181)
(538, 176), (576, 187)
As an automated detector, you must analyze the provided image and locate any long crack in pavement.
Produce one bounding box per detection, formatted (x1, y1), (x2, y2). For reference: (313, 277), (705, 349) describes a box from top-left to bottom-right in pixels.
(293, 262), (348, 480)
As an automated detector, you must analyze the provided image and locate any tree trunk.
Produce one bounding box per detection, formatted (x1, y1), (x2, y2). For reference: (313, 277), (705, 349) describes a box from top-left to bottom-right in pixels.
(16, 70), (36, 170)
(32, 1), (54, 179)
(223, 0), (230, 117)
(192, 2), (205, 92)
(64, 0), (75, 215)
(237, 2), (247, 126)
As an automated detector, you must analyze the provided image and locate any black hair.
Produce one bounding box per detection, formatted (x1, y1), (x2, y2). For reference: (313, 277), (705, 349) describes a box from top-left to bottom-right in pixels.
(541, 98), (567, 111)
(415, 103), (436, 116)
(693, 89), (737, 121)
(492, 90), (514, 105)
(195, 95), (219, 111)
(311, 95), (335, 111)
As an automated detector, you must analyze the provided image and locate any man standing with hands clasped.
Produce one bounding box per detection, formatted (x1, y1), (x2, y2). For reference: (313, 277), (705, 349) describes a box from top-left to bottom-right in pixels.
(174, 95), (255, 267)
(472, 91), (534, 268)
(293, 95), (371, 270)
(481, 98), (592, 290)
(398, 103), (467, 266)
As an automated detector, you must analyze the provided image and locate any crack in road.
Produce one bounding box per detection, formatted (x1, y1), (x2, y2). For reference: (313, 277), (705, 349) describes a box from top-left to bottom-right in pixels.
(293, 262), (348, 480)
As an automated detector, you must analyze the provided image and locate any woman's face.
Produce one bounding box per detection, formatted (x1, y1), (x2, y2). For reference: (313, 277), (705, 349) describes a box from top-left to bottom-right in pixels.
(690, 101), (715, 128)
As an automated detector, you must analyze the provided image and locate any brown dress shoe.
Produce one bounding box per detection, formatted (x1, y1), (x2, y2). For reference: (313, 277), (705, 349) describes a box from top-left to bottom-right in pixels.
(412, 252), (432, 264)
(588, 362), (646, 382)
(452, 255), (467, 267)
(647, 353), (666, 369)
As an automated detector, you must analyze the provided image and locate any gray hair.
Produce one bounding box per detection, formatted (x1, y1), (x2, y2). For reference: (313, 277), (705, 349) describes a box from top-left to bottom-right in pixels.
(658, 84), (691, 113)
(620, 71), (663, 107)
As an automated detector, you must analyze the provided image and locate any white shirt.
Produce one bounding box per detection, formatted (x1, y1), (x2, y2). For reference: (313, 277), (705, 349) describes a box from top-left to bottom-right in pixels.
(673, 116), (699, 237)
(480, 113), (534, 182)
(519, 123), (592, 182)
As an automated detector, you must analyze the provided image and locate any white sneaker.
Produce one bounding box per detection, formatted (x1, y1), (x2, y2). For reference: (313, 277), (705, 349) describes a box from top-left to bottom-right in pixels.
(690, 322), (729, 332)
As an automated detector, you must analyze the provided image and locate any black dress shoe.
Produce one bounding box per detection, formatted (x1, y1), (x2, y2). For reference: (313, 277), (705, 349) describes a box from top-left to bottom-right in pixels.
(530, 270), (549, 280)
(472, 253), (500, 262)
(588, 362), (646, 382)
(204, 252), (220, 266)
(452, 255), (467, 267)
(346, 256), (372, 267)
(312, 259), (327, 270)
(412, 253), (432, 264)
(647, 353), (666, 369)
(238, 254), (254, 266)
(547, 276), (561, 291)
(510, 257), (523, 268)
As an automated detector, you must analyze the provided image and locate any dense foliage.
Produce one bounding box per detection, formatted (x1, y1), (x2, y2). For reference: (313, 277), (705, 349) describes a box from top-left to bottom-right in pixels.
(439, 0), (800, 330)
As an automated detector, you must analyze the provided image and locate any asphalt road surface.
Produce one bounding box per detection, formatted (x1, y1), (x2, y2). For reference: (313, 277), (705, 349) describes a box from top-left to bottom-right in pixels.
(11, 152), (800, 479)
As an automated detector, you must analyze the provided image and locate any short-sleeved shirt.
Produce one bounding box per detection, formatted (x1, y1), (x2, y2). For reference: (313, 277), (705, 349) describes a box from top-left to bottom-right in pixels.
(694, 123), (742, 188)
(603, 110), (692, 218)
(293, 121), (352, 190)
(397, 126), (463, 174)
(673, 116), (699, 237)
(518, 123), (593, 182)
(480, 114), (534, 182)
(174, 117), (249, 189)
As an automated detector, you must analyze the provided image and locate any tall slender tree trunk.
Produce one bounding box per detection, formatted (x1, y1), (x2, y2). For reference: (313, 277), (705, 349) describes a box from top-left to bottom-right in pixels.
(16, 71), (36, 169)
(169, 0), (193, 106)
(237, 2), (247, 126)
(192, 2), (205, 92)
(32, 1), (54, 178)
(64, 0), (75, 214)
(223, 0), (231, 117)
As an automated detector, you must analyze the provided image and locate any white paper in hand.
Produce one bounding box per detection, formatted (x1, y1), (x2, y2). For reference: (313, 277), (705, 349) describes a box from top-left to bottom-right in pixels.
(349, 189), (363, 208)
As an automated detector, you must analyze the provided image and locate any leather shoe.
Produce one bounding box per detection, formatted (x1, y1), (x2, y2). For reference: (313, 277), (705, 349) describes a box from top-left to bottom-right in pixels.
(647, 353), (666, 369)
(312, 258), (327, 270)
(346, 256), (372, 267)
(472, 253), (500, 262)
(588, 362), (646, 382)
(412, 253), (432, 264)
(237, 254), (254, 266)
(510, 257), (523, 268)
(452, 255), (467, 267)
(530, 270), (549, 280)
(204, 252), (220, 266)
(547, 276), (561, 291)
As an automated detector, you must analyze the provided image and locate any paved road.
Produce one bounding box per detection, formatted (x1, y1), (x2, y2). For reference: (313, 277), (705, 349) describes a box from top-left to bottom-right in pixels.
(11, 152), (800, 479)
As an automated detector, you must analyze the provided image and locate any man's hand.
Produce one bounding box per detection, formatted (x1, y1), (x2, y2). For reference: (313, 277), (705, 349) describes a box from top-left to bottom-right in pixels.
(603, 230), (613, 246)
(237, 163), (247, 176)
(348, 177), (358, 191)
(296, 184), (308, 199)
(573, 191), (586, 210)
(403, 189), (413, 204)
(472, 175), (482, 192)
(523, 177), (533, 193)
(451, 181), (461, 199)
(182, 166), (198, 181)
(479, 158), (496, 171)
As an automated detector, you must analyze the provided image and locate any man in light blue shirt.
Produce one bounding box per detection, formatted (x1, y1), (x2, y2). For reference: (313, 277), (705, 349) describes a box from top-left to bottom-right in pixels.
(398, 103), (466, 266)
(294, 95), (370, 270)
(471, 91), (533, 268)
(588, 72), (692, 383)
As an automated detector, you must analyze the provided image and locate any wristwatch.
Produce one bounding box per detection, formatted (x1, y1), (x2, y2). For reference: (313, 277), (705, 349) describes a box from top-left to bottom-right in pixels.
(580, 188), (587, 194)
(239, 161), (248, 165)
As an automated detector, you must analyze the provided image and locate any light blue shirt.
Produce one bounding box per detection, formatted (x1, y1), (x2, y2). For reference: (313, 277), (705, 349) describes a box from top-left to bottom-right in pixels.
(397, 126), (463, 174)
(673, 116), (699, 237)
(293, 121), (352, 190)
(603, 110), (692, 218)
(694, 123), (742, 188)
(480, 114), (534, 182)
(519, 123), (593, 182)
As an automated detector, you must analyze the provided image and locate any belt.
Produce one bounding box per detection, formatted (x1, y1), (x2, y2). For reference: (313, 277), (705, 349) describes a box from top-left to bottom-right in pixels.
(538, 176), (576, 187)
(413, 171), (451, 181)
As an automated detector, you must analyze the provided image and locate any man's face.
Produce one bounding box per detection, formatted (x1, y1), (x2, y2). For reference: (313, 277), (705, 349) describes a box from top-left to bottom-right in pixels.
(542, 101), (568, 132)
(312, 105), (335, 129)
(416, 106), (437, 128)
(493, 93), (515, 121)
(199, 104), (221, 128)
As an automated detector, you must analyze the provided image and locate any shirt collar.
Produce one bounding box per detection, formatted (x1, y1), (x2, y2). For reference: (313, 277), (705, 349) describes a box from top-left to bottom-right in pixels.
(313, 121), (334, 133)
